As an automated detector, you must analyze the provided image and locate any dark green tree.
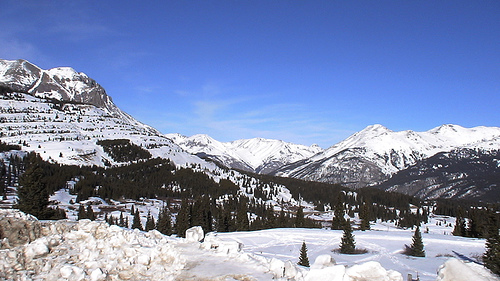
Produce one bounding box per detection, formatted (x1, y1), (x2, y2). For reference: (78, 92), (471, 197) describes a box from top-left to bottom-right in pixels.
(278, 207), (287, 228)
(77, 205), (86, 220)
(409, 226), (425, 257)
(145, 210), (156, 231)
(15, 156), (54, 219)
(483, 212), (500, 275)
(156, 207), (173, 235)
(236, 200), (250, 231)
(131, 209), (143, 231)
(295, 206), (305, 228)
(331, 193), (346, 230)
(86, 205), (95, 221)
(119, 212), (125, 227)
(216, 206), (233, 232)
(359, 203), (370, 231)
(175, 199), (190, 237)
(298, 241), (310, 267)
(0, 180), (6, 200)
(340, 219), (356, 254)
(452, 214), (466, 237)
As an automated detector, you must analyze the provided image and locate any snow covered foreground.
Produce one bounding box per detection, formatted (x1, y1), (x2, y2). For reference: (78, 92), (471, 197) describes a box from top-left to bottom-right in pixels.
(0, 210), (497, 281)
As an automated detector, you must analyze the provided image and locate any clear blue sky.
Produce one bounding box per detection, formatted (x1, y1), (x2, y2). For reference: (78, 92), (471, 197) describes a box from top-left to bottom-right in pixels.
(1, 1), (499, 148)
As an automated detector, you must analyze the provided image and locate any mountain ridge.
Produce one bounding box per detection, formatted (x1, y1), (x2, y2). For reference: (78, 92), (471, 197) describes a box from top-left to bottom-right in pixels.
(1, 58), (498, 202)
(165, 133), (323, 174)
(274, 124), (500, 187)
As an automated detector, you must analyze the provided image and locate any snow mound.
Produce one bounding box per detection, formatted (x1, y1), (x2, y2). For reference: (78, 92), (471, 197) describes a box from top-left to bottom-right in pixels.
(201, 232), (243, 255)
(185, 226), (204, 242)
(0, 218), (184, 280)
(437, 258), (499, 281)
(304, 260), (403, 281)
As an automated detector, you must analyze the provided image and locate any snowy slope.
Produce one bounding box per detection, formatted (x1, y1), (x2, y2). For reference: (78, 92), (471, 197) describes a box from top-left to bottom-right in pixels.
(375, 148), (500, 202)
(275, 124), (500, 189)
(166, 133), (323, 174)
(0, 59), (209, 168)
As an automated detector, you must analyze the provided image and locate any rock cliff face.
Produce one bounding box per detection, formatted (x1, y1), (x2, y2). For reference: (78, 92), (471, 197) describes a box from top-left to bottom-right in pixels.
(0, 59), (116, 114)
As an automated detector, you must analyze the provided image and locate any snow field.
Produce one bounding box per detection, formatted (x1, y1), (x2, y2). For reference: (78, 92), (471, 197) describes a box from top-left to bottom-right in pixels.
(217, 226), (488, 281)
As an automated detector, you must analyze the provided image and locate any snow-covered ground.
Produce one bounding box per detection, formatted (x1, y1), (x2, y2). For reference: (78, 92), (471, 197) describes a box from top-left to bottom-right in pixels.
(218, 227), (486, 281)
(1, 209), (498, 281)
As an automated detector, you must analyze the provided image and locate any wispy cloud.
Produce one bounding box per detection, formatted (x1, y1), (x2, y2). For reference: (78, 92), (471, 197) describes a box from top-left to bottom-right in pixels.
(169, 84), (354, 147)
(48, 22), (115, 42)
(0, 37), (37, 61)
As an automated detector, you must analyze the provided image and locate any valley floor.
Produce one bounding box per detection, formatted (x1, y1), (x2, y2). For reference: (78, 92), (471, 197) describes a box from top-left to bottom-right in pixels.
(218, 226), (486, 281)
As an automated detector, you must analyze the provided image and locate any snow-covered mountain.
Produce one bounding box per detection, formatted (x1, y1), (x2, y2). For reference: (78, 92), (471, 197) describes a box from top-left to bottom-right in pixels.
(375, 148), (500, 202)
(1, 59), (119, 116)
(1, 59), (498, 201)
(166, 133), (323, 174)
(275, 124), (500, 190)
(0, 59), (207, 167)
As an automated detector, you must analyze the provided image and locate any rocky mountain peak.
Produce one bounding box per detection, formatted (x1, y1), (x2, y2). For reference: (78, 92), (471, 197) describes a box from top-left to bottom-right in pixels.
(0, 59), (116, 114)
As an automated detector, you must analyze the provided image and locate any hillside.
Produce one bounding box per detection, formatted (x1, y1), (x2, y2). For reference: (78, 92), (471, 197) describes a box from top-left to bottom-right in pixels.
(0, 59), (207, 168)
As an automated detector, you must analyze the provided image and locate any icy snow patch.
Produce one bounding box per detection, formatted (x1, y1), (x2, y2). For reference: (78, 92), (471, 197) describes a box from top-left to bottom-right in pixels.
(437, 258), (499, 281)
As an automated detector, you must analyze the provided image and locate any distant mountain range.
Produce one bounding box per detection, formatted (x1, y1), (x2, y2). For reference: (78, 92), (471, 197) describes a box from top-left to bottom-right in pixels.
(166, 133), (322, 174)
(1, 59), (499, 202)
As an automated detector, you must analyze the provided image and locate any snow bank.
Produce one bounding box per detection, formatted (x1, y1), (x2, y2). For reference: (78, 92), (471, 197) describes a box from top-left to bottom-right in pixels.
(201, 232), (243, 255)
(185, 225), (204, 242)
(304, 259), (403, 281)
(437, 258), (499, 281)
(6, 210), (492, 281)
(0, 216), (185, 280)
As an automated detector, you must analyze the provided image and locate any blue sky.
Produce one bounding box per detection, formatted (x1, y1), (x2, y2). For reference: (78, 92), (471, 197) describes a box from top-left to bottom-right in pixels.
(1, 1), (499, 148)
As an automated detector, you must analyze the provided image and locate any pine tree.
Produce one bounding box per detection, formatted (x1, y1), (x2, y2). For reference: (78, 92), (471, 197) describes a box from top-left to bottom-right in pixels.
(145, 210), (156, 231)
(175, 198), (190, 237)
(359, 203), (370, 231)
(409, 226), (425, 257)
(298, 241), (310, 267)
(86, 205), (95, 221)
(278, 207), (287, 228)
(15, 155), (54, 219)
(77, 205), (86, 220)
(340, 219), (356, 254)
(156, 207), (173, 235)
(236, 200), (250, 231)
(119, 212), (125, 227)
(0, 180), (6, 200)
(483, 212), (500, 275)
(452, 215), (466, 237)
(295, 206), (305, 228)
(131, 209), (143, 231)
(332, 193), (346, 230)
